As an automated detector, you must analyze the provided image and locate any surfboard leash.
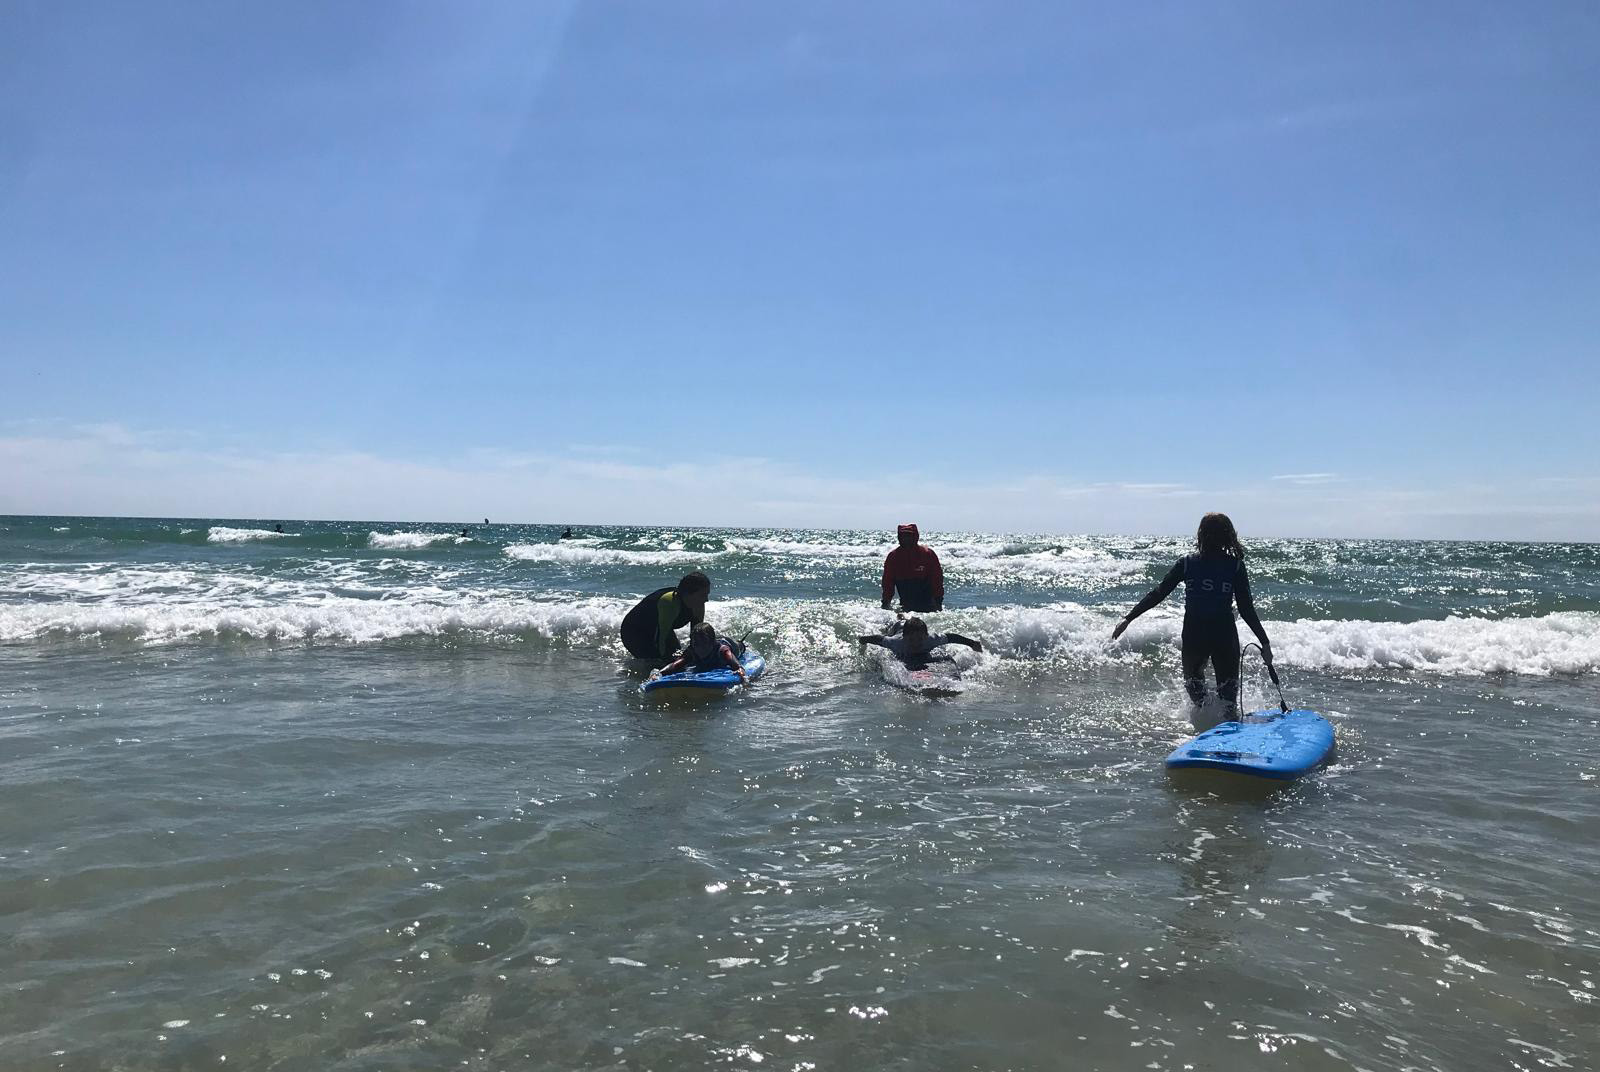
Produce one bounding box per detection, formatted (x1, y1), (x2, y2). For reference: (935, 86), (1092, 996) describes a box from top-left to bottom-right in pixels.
(1242, 642), (1291, 714)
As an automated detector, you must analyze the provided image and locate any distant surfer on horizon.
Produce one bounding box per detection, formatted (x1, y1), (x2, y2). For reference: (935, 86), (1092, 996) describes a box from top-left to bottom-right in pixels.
(273, 523), (283, 533)
(858, 616), (981, 670)
(1111, 512), (1273, 718)
(620, 571), (711, 662)
(881, 523), (944, 613)
(560, 527), (574, 539)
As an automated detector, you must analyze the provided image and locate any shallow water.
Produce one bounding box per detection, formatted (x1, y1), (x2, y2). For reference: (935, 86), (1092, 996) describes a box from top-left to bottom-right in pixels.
(1, 517), (1596, 1069)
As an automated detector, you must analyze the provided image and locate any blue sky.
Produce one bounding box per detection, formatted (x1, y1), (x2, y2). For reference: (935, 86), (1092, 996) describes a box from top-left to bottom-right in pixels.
(2, 2), (1597, 538)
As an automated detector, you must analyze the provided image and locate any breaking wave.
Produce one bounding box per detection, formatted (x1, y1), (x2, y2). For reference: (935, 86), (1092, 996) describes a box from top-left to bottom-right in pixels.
(207, 526), (291, 543)
(504, 543), (723, 567)
(2, 565), (1594, 677)
(368, 531), (471, 550)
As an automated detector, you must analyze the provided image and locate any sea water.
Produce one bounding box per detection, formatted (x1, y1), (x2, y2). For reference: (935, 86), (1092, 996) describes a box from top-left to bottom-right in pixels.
(1, 516), (1596, 1070)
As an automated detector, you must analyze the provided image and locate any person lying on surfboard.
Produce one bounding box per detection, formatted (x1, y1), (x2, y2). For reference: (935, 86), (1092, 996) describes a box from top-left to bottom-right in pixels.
(651, 623), (749, 684)
(1110, 511), (1272, 717)
(858, 616), (982, 671)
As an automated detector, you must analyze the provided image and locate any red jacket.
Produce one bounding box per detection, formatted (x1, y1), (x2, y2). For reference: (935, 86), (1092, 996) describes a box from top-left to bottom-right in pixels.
(882, 528), (944, 610)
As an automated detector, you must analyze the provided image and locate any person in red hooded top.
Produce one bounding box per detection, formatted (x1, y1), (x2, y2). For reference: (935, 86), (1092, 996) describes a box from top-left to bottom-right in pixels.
(881, 523), (944, 612)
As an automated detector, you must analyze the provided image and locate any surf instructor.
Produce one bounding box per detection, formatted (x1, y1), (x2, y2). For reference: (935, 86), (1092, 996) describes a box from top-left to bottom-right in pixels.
(881, 523), (944, 612)
(620, 571), (711, 661)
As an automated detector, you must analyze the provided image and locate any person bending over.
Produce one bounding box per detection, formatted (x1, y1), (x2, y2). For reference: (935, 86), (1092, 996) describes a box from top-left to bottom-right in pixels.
(1111, 512), (1271, 716)
(651, 623), (749, 684)
(620, 571), (710, 661)
(881, 523), (944, 612)
(859, 616), (981, 671)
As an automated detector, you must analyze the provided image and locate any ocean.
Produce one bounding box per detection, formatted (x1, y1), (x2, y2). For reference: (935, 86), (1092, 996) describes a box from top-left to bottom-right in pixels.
(1, 516), (1596, 1070)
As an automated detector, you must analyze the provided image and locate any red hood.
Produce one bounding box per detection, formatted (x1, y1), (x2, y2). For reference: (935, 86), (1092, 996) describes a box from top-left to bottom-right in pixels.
(897, 523), (919, 542)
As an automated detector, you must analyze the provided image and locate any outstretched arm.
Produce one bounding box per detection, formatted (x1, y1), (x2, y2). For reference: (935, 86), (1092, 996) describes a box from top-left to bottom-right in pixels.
(858, 635), (889, 649)
(655, 653), (689, 677)
(1234, 563), (1271, 653)
(721, 644), (749, 683)
(939, 632), (983, 652)
(1111, 560), (1185, 639)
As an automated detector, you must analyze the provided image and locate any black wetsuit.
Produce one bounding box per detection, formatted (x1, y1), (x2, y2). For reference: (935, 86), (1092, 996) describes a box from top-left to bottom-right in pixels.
(1127, 552), (1267, 707)
(619, 587), (695, 660)
(684, 637), (742, 673)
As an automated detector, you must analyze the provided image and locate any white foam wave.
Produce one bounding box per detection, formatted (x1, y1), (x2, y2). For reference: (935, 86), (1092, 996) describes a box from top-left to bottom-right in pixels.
(368, 531), (469, 550)
(0, 594), (628, 645)
(2, 559), (1594, 674)
(726, 535), (1142, 588)
(1110, 610), (1600, 676)
(505, 543), (720, 567)
(1269, 612), (1600, 676)
(207, 526), (289, 543)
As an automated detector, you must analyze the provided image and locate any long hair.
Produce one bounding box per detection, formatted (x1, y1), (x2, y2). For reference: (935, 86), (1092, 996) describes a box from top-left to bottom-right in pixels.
(1196, 512), (1244, 558)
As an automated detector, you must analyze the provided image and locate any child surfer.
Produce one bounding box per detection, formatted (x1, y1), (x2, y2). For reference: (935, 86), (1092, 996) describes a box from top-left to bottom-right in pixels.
(1110, 512), (1272, 717)
(650, 623), (750, 684)
(858, 616), (982, 670)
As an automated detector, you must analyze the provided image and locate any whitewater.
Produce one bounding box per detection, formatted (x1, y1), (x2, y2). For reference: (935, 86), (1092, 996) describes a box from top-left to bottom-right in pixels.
(1, 515), (1596, 1071)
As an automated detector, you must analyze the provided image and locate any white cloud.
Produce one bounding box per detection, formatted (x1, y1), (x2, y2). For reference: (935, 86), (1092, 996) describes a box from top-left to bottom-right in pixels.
(0, 423), (1594, 540)
(1271, 473), (1344, 485)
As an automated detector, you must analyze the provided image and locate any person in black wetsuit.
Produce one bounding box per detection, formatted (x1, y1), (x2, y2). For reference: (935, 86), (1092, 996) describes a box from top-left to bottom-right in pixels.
(858, 616), (982, 670)
(1111, 512), (1272, 715)
(619, 571), (711, 661)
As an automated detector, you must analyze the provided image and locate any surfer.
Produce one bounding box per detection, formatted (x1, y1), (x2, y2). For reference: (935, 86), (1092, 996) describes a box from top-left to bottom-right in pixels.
(858, 616), (982, 670)
(273, 523), (283, 533)
(560, 527), (574, 539)
(620, 571), (711, 661)
(650, 624), (749, 684)
(1110, 512), (1272, 716)
(881, 523), (944, 612)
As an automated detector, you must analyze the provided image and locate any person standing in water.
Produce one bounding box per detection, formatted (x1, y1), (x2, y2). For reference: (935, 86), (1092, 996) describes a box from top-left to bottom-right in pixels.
(1111, 512), (1272, 716)
(620, 571), (711, 661)
(881, 523), (944, 612)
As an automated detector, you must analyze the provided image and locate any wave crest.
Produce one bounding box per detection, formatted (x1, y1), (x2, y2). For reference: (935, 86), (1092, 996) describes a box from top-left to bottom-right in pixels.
(207, 527), (290, 543)
(368, 531), (470, 550)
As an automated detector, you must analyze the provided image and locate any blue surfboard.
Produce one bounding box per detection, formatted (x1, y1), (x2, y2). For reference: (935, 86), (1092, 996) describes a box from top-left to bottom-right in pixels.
(639, 649), (766, 702)
(1165, 708), (1335, 780)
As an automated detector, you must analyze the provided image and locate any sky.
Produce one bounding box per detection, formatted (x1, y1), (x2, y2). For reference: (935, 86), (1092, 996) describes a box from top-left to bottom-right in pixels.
(1, 1), (1597, 539)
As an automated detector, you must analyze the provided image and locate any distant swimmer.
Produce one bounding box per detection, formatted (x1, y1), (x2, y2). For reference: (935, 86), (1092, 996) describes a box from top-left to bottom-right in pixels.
(273, 523), (284, 533)
(881, 523), (943, 612)
(484, 518), (490, 525)
(1111, 512), (1272, 718)
(560, 527), (574, 539)
(858, 616), (981, 670)
(459, 529), (469, 537)
(620, 571), (711, 661)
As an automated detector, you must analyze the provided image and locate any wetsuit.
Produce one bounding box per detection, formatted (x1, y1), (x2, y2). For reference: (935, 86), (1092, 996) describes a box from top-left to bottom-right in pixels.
(881, 525), (944, 612)
(1126, 553), (1269, 707)
(683, 637), (740, 673)
(619, 587), (699, 660)
(864, 632), (978, 671)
